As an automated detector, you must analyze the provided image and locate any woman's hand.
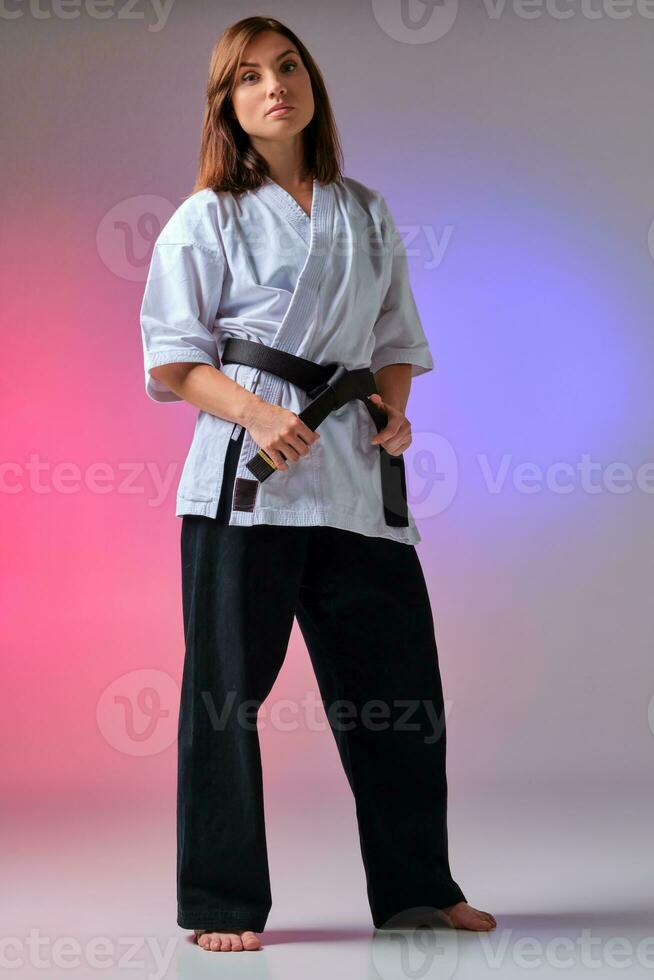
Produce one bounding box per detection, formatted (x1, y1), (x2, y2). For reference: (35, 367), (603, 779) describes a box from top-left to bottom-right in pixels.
(367, 393), (412, 457)
(243, 398), (319, 472)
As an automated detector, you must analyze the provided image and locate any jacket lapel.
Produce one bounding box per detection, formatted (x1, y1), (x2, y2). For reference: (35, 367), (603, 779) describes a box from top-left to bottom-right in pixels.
(257, 177), (312, 248)
(235, 177), (336, 480)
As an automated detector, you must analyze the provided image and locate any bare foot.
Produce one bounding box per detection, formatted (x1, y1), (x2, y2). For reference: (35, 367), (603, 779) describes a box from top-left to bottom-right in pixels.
(193, 928), (262, 951)
(436, 902), (497, 931)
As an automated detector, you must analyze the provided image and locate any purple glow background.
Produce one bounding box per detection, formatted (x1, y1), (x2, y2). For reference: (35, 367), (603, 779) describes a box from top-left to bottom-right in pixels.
(3, 0), (653, 956)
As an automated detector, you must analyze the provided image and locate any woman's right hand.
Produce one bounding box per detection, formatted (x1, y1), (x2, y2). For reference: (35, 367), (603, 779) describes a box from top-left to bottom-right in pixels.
(243, 398), (320, 472)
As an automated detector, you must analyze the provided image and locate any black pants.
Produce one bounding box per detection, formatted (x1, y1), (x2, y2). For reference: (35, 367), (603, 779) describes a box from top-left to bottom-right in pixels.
(177, 430), (466, 932)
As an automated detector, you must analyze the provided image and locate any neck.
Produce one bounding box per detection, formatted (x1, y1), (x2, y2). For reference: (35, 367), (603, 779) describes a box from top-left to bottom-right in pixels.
(252, 136), (311, 189)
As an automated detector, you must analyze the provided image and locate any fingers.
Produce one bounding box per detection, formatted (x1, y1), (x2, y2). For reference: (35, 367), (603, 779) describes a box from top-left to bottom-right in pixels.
(372, 418), (411, 455)
(267, 419), (319, 470)
(297, 421), (320, 446)
(371, 417), (399, 443)
(373, 433), (411, 455)
(383, 440), (411, 456)
(284, 428), (318, 460)
(369, 399), (409, 449)
(265, 447), (289, 471)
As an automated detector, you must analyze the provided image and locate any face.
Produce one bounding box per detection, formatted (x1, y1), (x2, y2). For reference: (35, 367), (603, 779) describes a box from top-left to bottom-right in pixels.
(230, 31), (315, 150)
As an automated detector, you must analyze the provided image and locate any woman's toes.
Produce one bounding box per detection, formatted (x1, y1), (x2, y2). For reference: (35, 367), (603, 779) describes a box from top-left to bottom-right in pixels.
(438, 902), (497, 931)
(473, 910), (495, 930)
(193, 927), (261, 951)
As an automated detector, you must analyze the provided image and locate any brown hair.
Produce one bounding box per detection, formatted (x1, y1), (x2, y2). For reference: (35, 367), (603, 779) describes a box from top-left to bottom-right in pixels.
(191, 16), (344, 196)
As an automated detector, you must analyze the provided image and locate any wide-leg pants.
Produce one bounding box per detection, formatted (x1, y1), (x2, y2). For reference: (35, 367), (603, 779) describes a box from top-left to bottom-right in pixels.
(176, 431), (467, 932)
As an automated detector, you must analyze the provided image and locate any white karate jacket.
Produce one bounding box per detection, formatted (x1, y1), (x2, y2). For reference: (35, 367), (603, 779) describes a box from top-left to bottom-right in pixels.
(140, 175), (434, 544)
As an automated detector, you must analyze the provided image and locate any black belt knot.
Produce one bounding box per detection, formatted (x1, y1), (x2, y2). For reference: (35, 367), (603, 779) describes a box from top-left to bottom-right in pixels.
(221, 337), (409, 527)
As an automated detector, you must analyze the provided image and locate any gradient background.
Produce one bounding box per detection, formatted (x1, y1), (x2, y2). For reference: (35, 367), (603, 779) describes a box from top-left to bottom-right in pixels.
(3, 1), (653, 977)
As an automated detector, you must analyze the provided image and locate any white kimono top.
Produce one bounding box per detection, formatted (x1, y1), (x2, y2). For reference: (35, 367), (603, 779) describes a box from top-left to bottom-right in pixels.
(140, 175), (434, 544)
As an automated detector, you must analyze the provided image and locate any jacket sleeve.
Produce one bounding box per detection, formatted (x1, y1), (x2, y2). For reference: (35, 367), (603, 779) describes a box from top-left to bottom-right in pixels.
(139, 237), (226, 403)
(369, 194), (435, 378)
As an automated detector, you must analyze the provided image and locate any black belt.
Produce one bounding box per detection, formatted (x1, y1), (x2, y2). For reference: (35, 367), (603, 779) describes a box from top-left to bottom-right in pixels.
(221, 338), (409, 527)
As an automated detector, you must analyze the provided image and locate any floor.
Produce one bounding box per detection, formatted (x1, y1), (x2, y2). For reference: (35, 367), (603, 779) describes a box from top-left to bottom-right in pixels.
(3, 781), (652, 979)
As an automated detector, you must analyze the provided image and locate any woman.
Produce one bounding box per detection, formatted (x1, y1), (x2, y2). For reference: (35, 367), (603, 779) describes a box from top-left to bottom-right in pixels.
(140, 15), (496, 953)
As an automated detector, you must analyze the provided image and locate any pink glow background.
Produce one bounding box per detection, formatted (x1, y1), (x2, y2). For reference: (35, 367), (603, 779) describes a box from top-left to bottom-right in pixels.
(3, 1), (653, 956)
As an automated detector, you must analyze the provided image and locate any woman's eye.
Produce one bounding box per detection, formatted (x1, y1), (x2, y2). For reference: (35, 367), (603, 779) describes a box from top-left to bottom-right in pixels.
(241, 61), (297, 83)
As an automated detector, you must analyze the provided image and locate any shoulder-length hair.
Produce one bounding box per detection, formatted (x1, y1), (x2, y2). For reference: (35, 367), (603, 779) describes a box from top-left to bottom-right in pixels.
(191, 16), (344, 196)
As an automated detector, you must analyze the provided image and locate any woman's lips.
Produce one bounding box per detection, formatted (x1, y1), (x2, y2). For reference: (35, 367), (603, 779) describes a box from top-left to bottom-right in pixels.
(267, 106), (294, 118)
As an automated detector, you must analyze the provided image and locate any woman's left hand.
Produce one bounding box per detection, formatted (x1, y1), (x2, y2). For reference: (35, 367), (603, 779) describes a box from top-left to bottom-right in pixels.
(366, 393), (412, 457)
